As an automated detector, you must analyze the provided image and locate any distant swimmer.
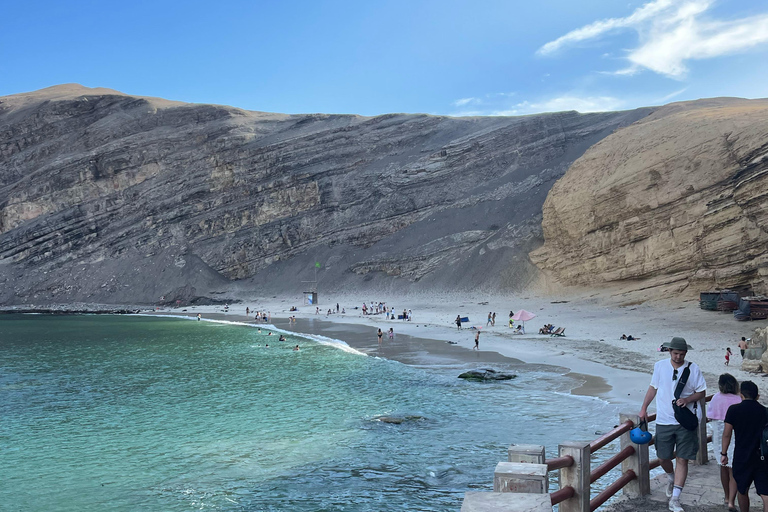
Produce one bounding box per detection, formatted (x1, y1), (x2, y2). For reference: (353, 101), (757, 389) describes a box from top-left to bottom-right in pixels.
(265, 344), (269, 348)
(293, 345), (300, 351)
(279, 335), (286, 341)
(267, 332), (272, 336)
(197, 313), (202, 321)
(258, 328), (261, 333)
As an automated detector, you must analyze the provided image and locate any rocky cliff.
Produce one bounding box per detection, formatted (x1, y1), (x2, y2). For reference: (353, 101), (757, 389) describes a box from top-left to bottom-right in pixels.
(0, 84), (650, 305)
(531, 98), (768, 299)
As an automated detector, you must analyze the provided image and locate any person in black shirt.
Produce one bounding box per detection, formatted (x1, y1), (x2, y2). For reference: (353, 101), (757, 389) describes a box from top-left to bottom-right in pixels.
(722, 381), (768, 512)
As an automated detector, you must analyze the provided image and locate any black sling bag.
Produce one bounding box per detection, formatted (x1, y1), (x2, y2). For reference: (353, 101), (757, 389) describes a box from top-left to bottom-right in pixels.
(672, 362), (699, 431)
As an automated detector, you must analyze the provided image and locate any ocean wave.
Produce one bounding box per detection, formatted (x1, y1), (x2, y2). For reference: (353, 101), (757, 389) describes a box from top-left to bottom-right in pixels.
(136, 314), (367, 356)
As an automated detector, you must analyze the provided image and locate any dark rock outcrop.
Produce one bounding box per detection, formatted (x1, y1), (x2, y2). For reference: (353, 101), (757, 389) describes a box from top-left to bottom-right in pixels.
(458, 369), (517, 381)
(0, 84), (651, 304)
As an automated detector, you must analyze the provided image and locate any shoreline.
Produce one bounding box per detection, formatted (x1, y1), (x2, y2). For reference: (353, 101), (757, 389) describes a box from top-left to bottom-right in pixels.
(142, 306), (651, 408)
(6, 291), (764, 411)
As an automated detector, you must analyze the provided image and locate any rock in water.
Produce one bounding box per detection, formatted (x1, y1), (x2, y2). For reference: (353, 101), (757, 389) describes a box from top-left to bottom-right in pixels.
(458, 369), (517, 381)
(374, 415), (425, 424)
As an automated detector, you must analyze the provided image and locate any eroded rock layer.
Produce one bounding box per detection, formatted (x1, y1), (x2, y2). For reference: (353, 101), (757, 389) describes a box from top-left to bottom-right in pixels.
(0, 85), (650, 304)
(531, 98), (768, 297)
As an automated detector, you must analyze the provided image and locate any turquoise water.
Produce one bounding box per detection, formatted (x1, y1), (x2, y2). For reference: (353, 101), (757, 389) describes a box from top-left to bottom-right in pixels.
(0, 315), (620, 511)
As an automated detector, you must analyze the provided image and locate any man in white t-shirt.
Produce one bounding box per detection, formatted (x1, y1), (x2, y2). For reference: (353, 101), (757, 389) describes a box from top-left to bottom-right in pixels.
(639, 337), (706, 512)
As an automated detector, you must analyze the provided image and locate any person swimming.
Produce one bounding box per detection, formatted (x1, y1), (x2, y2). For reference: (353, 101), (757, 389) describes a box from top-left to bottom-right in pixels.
(278, 335), (286, 341)
(293, 345), (300, 351)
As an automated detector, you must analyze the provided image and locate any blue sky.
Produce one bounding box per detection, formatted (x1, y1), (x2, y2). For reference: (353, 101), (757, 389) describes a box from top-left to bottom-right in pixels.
(2, 0), (768, 116)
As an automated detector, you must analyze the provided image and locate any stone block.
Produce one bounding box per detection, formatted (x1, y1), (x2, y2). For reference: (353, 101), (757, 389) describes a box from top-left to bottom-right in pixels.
(461, 492), (552, 512)
(494, 462), (548, 493)
(508, 444), (546, 464)
(742, 359), (763, 373)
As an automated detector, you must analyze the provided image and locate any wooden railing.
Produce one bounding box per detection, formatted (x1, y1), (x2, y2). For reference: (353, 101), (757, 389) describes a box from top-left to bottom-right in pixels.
(464, 395), (713, 512)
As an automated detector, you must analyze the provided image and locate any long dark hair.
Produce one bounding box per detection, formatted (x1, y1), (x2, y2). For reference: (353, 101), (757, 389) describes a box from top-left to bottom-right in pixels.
(718, 373), (739, 395)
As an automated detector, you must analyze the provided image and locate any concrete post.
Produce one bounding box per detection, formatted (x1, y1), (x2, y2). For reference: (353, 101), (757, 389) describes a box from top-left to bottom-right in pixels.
(558, 441), (591, 512)
(696, 398), (709, 465)
(494, 462), (548, 493)
(508, 444), (546, 464)
(619, 413), (651, 497)
(461, 492), (551, 512)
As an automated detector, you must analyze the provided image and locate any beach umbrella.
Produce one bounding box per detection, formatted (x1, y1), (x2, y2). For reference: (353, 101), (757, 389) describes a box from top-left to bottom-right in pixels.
(511, 309), (536, 329)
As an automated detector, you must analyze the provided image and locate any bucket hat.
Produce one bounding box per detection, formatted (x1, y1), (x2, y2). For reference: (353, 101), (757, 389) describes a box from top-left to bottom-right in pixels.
(662, 337), (692, 351)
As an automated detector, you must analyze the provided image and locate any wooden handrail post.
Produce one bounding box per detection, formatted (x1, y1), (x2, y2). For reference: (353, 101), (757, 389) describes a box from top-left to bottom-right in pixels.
(696, 398), (708, 465)
(619, 413), (650, 497)
(558, 441), (591, 512)
(508, 444), (546, 464)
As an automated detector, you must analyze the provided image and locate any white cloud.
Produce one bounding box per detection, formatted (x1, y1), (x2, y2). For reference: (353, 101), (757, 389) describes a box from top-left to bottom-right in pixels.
(453, 97), (477, 107)
(655, 87), (689, 103)
(449, 95), (626, 116)
(516, 96), (626, 114)
(537, 0), (678, 56)
(538, 0), (768, 78)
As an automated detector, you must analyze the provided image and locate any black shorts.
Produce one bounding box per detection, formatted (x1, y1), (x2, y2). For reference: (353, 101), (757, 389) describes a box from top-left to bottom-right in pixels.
(734, 459), (768, 495)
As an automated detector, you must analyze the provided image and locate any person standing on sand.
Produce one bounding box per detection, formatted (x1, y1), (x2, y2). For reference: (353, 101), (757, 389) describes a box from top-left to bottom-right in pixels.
(456, 315), (462, 330)
(739, 337), (748, 358)
(639, 337), (706, 512)
(377, 328), (383, 345)
(487, 312), (493, 326)
(721, 381), (768, 512)
(197, 313), (201, 321)
(707, 373), (741, 511)
(473, 330), (480, 350)
(726, 347), (733, 366)
(492, 312), (496, 326)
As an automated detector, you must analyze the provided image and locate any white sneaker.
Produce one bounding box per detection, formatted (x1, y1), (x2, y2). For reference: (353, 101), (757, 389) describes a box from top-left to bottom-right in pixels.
(666, 480), (674, 498)
(669, 497), (684, 512)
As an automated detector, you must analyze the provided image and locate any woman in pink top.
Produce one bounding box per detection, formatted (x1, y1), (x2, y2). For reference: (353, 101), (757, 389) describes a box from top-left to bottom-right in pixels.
(707, 373), (742, 511)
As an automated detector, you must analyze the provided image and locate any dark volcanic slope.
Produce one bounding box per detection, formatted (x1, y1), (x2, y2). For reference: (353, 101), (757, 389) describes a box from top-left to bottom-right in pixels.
(0, 85), (652, 305)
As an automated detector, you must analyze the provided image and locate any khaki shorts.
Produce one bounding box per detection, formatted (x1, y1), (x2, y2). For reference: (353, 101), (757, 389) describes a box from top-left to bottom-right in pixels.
(655, 424), (698, 460)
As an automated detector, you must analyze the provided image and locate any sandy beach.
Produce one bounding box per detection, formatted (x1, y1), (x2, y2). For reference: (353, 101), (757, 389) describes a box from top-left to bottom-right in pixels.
(155, 291), (766, 411)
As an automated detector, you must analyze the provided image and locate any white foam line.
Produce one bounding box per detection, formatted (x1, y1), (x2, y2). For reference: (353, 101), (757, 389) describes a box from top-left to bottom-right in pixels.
(135, 314), (368, 357)
(553, 390), (610, 405)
